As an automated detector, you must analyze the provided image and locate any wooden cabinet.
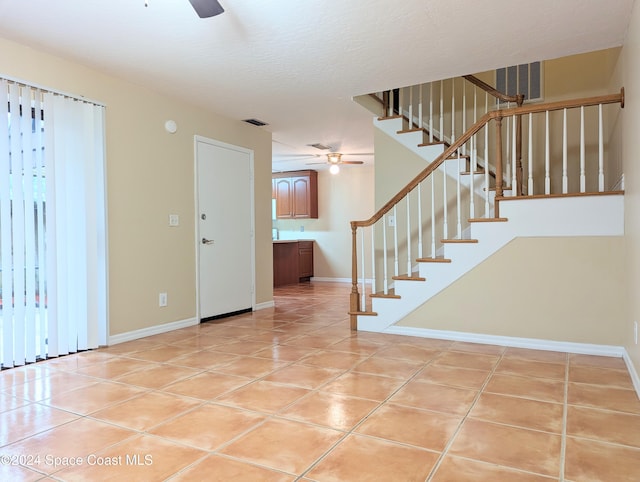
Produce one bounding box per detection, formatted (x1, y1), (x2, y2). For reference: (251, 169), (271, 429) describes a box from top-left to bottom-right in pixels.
(272, 170), (318, 219)
(273, 241), (314, 286)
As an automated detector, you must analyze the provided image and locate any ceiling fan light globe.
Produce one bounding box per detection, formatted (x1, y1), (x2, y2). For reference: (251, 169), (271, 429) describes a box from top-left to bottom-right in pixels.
(329, 164), (340, 175)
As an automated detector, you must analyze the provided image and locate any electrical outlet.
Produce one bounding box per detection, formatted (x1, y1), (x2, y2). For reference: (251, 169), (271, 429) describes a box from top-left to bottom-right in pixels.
(388, 215), (395, 227)
(169, 214), (179, 227)
(159, 292), (168, 307)
(300, 225), (304, 232)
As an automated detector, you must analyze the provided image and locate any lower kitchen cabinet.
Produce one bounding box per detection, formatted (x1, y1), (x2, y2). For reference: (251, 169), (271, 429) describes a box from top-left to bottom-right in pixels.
(273, 240), (314, 287)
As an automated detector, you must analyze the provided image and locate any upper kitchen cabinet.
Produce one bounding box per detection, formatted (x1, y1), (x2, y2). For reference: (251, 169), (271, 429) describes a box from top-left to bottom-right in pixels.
(272, 170), (318, 219)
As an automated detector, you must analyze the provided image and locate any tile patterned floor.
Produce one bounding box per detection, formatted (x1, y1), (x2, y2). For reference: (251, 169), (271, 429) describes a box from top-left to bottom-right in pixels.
(1, 281), (640, 481)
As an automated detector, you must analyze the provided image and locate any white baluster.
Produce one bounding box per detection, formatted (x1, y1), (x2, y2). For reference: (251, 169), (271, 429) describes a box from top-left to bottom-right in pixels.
(382, 214), (388, 295)
(545, 110), (551, 194)
(431, 174), (436, 256)
(429, 82), (434, 143)
(462, 81), (467, 155)
(417, 182), (423, 259)
(370, 224), (376, 300)
(408, 86), (413, 129)
(580, 106), (586, 193)
(451, 78), (456, 144)
(484, 124), (490, 217)
(470, 139), (476, 219)
(388, 90), (394, 117)
(599, 104), (604, 191)
(505, 112), (511, 190)
(528, 112), (533, 195)
(562, 108), (568, 193)
(418, 84), (423, 129)
(456, 154), (462, 238)
(511, 114), (517, 196)
(439, 80), (444, 143)
(361, 228), (366, 308)
(393, 205), (399, 278)
(442, 161), (448, 239)
(406, 195), (412, 276)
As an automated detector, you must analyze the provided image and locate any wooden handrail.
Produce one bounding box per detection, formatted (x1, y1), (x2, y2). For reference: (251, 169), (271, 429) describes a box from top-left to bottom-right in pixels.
(351, 88), (624, 229)
(462, 75), (524, 106)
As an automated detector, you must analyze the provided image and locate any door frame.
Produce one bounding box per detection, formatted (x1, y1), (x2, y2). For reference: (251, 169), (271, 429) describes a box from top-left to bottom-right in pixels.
(193, 135), (256, 321)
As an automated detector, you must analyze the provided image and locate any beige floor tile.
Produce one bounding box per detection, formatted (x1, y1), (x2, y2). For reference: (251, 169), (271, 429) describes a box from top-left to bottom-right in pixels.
(215, 380), (310, 413)
(432, 455), (556, 481)
(390, 380), (477, 415)
(0, 364), (53, 388)
(356, 403), (462, 451)
(220, 418), (343, 475)
(299, 350), (368, 370)
(432, 351), (499, 371)
(3, 418), (135, 475)
(53, 434), (207, 482)
(171, 455), (295, 482)
(161, 371), (250, 400)
(569, 353), (627, 370)
(448, 419), (561, 477)
(371, 344), (441, 363)
(282, 334), (346, 349)
(126, 345), (201, 363)
(74, 357), (156, 379)
(414, 364), (489, 389)
(0, 463), (44, 482)
(494, 357), (566, 380)
(149, 403), (265, 450)
(306, 434), (438, 482)
(90, 391), (202, 430)
(209, 340), (273, 356)
(564, 436), (640, 482)
(0, 392), (30, 413)
(279, 391), (378, 430)
(566, 405), (640, 448)
(503, 347), (568, 364)
(212, 356), (289, 378)
(449, 341), (506, 355)
(263, 364), (343, 389)
(469, 392), (564, 433)
(323, 338), (383, 355)
(568, 382), (640, 414)
(40, 381), (144, 415)
(169, 350), (238, 369)
(321, 371), (405, 401)
(114, 364), (203, 389)
(97, 339), (165, 355)
(484, 373), (565, 403)
(252, 344), (316, 362)
(352, 356), (423, 379)
(568, 365), (634, 389)
(5, 371), (98, 402)
(0, 403), (79, 446)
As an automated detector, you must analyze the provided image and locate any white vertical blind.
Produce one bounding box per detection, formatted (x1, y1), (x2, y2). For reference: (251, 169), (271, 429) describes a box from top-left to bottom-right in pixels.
(0, 79), (107, 368)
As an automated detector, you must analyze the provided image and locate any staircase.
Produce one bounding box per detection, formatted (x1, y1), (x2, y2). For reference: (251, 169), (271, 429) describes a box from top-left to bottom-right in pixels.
(350, 76), (625, 334)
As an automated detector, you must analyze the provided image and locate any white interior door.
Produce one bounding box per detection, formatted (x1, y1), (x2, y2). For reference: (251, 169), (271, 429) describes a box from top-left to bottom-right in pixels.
(196, 137), (253, 320)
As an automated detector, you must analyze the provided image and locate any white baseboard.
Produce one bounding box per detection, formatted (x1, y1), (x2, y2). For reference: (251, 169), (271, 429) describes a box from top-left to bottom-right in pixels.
(254, 300), (275, 310)
(108, 317), (198, 346)
(383, 325), (626, 357)
(623, 350), (640, 400)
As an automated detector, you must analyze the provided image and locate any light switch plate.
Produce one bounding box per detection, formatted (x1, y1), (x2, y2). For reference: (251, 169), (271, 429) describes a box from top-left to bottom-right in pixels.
(169, 214), (179, 227)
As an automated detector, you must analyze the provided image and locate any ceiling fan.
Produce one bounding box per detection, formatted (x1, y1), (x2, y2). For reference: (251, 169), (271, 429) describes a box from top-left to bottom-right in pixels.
(145, 0), (224, 18)
(306, 152), (371, 174)
(188, 0), (224, 18)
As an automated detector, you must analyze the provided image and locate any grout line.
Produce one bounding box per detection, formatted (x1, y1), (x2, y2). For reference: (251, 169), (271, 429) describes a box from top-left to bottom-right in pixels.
(559, 352), (569, 482)
(424, 351), (504, 481)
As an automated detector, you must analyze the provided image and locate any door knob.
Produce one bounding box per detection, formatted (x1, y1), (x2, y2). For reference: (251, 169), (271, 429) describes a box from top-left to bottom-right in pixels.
(202, 238), (215, 245)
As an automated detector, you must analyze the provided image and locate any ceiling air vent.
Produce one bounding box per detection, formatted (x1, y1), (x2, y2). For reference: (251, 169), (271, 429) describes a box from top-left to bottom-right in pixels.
(243, 118), (268, 127)
(307, 143), (332, 150)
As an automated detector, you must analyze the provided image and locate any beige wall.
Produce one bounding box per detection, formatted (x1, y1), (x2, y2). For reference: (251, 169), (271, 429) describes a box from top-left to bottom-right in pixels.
(0, 37), (273, 337)
(399, 237), (626, 346)
(275, 167), (375, 280)
(621, 1), (640, 379)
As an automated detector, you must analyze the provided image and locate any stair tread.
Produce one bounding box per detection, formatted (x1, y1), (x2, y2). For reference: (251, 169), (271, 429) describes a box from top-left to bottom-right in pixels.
(397, 128), (423, 134)
(468, 217), (508, 222)
(377, 115), (403, 121)
(460, 169), (486, 175)
(392, 275), (426, 281)
(441, 238), (479, 243)
(370, 289), (401, 299)
(417, 141), (447, 147)
(349, 311), (378, 316)
(416, 257), (452, 263)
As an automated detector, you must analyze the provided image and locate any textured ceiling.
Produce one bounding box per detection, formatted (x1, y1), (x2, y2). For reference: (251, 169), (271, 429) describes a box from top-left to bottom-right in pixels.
(0, 0), (634, 172)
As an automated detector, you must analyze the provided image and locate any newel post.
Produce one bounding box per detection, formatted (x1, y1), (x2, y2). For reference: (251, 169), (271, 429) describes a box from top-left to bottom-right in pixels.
(494, 116), (503, 218)
(349, 222), (360, 330)
(515, 94), (525, 195)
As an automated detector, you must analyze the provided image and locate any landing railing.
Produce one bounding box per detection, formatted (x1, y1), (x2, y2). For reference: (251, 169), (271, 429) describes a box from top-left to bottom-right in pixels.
(349, 89), (625, 328)
(372, 75), (524, 189)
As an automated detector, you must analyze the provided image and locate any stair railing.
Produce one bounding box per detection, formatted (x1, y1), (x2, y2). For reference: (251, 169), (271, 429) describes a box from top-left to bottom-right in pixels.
(374, 75), (524, 188)
(349, 89), (625, 329)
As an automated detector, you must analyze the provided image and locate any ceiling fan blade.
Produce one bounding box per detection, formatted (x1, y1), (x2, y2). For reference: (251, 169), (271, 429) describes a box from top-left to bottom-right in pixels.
(340, 161), (365, 164)
(188, 0), (224, 18)
(305, 162), (328, 165)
